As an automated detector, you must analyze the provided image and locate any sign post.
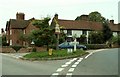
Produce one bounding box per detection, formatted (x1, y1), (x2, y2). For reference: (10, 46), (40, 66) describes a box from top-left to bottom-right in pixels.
(55, 23), (60, 50)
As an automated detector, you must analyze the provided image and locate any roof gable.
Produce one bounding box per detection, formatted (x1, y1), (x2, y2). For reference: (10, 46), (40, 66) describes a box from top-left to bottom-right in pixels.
(9, 19), (30, 29)
(58, 19), (103, 30)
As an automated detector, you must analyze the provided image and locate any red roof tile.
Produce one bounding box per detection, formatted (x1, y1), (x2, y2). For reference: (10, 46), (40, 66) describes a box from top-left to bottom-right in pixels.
(57, 19), (120, 32)
(9, 19), (30, 29)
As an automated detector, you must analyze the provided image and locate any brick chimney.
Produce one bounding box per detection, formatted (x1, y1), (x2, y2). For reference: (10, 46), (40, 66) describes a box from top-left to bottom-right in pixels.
(110, 20), (114, 24)
(1, 28), (5, 36)
(54, 14), (58, 20)
(80, 15), (89, 21)
(16, 12), (25, 20)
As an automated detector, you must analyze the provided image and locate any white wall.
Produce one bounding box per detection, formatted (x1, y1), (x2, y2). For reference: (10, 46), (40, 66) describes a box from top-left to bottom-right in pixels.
(63, 29), (90, 38)
(72, 30), (82, 38)
(113, 32), (118, 36)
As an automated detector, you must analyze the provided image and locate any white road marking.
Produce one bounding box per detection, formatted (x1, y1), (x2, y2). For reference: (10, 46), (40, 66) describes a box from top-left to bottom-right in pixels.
(65, 62), (72, 65)
(74, 62), (79, 65)
(61, 64), (68, 67)
(66, 73), (72, 75)
(72, 58), (77, 61)
(71, 64), (77, 67)
(69, 59), (74, 62)
(52, 73), (59, 75)
(77, 59), (82, 62)
(56, 68), (64, 72)
(68, 68), (75, 72)
(79, 58), (83, 60)
(85, 53), (93, 59)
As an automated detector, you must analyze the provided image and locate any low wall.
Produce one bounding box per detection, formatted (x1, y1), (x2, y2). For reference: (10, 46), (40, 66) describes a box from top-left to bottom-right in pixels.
(1, 46), (46, 53)
(1, 47), (16, 53)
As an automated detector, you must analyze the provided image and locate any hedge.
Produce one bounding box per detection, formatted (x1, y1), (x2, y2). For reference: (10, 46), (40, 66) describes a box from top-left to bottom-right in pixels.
(85, 44), (109, 49)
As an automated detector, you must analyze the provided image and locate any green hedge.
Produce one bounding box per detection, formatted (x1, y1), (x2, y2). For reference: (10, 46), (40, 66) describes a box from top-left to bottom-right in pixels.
(10, 46), (25, 52)
(85, 44), (109, 49)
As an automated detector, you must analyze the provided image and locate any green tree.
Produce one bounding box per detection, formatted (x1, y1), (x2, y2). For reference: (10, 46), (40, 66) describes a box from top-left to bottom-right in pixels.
(109, 35), (120, 45)
(102, 21), (113, 43)
(19, 33), (33, 46)
(2, 35), (8, 46)
(32, 17), (56, 51)
(75, 11), (105, 22)
(88, 31), (104, 44)
(59, 31), (67, 44)
(79, 34), (87, 44)
(88, 11), (105, 22)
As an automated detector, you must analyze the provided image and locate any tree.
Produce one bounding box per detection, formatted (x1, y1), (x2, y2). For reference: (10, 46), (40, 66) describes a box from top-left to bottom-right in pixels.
(102, 21), (113, 43)
(19, 33), (33, 46)
(75, 11), (105, 22)
(2, 35), (9, 46)
(32, 17), (56, 51)
(59, 31), (67, 44)
(79, 34), (87, 44)
(88, 11), (105, 22)
(88, 31), (104, 44)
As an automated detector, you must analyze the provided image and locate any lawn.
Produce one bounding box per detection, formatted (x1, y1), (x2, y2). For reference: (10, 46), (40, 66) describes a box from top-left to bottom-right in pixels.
(23, 49), (89, 60)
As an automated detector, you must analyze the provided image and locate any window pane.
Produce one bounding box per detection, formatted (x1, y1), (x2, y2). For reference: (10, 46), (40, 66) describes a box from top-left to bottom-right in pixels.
(67, 30), (72, 35)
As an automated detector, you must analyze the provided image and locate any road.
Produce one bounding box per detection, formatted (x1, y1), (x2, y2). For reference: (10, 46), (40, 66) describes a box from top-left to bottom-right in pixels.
(1, 48), (119, 77)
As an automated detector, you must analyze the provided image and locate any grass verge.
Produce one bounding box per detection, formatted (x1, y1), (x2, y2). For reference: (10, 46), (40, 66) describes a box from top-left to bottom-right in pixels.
(23, 49), (89, 61)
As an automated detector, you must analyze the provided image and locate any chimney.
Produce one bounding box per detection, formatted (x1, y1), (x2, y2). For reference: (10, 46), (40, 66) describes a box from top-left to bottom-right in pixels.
(1, 28), (4, 33)
(16, 12), (25, 20)
(54, 14), (58, 20)
(1, 28), (5, 36)
(110, 20), (114, 24)
(80, 15), (89, 21)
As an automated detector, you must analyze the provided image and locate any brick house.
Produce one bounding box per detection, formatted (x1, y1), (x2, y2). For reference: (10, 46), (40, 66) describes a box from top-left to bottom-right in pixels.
(6, 12), (39, 46)
(51, 14), (120, 43)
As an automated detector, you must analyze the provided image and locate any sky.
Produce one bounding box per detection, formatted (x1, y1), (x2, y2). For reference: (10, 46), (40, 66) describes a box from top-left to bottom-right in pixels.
(0, 0), (119, 33)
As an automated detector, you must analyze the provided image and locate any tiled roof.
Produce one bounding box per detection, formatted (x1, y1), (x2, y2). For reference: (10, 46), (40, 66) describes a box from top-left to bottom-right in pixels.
(57, 19), (120, 32)
(109, 24), (120, 32)
(9, 19), (30, 29)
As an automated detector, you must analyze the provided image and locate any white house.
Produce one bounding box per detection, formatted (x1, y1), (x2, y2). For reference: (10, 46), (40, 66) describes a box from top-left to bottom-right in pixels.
(51, 14), (120, 44)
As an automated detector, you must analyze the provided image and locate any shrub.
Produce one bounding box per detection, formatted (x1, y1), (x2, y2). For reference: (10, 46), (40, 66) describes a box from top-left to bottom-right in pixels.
(79, 34), (87, 44)
(32, 47), (37, 52)
(10, 46), (24, 52)
(88, 31), (104, 44)
(85, 44), (108, 49)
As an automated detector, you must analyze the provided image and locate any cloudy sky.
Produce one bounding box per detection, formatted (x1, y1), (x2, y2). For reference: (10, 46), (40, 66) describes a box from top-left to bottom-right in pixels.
(0, 0), (119, 33)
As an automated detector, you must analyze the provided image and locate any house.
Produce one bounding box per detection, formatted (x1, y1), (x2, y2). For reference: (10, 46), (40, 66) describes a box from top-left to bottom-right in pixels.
(5, 12), (39, 46)
(51, 14), (120, 43)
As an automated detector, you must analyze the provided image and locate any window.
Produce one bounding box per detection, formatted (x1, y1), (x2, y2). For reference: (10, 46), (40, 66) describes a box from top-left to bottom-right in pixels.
(7, 40), (9, 43)
(10, 40), (12, 45)
(67, 30), (72, 35)
(23, 30), (26, 34)
(10, 30), (12, 35)
(82, 30), (87, 35)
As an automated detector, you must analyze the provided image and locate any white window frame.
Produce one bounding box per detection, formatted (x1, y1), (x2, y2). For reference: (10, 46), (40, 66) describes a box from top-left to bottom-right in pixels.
(10, 40), (12, 45)
(7, 40), (9, 43)
(67, 30), (72, 36)
(10, 30), (12, 35)
(24, 29), (26, 34)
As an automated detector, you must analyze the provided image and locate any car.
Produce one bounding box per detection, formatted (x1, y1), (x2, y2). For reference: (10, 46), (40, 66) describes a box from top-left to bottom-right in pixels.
(58, 42), (87, 50)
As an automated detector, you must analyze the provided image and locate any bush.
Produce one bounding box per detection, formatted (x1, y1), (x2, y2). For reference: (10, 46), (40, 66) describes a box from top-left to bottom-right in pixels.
(85, 44), (108, 49)
(88, 31), (104, 44)
(32, 47), (37, 52)
(49, 45), (56, 49)
(79, 34), (87, 44)
(10, 46), (24, 52)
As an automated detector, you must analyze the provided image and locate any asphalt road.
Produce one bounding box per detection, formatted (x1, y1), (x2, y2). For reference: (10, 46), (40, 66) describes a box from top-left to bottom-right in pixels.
(73, 48), (118, 75)
(1, 48), (119, 76)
